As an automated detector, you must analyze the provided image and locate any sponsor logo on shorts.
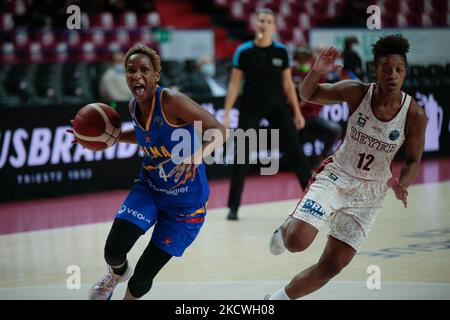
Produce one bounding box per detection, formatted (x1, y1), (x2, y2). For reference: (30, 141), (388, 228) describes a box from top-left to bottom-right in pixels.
(163, 236), (173, 246)
(117, 205), (152, 224)
(299, 199), (326, 218)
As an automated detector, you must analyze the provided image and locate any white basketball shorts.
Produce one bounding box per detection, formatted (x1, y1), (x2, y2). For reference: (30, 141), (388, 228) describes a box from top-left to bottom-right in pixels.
(292, 158), (388, 251)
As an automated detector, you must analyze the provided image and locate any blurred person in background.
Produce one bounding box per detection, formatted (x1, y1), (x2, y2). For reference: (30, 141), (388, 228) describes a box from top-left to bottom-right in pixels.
(179, 54), (227, 98)
(223, 8), (312, 221)
(342, 36), (363, 79)
(99, 51), (133, 102)
(318, 40), (361, 83)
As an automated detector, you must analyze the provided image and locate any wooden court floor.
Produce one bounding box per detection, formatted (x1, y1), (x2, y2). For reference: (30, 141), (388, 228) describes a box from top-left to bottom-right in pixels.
(0, 180), (449, 300)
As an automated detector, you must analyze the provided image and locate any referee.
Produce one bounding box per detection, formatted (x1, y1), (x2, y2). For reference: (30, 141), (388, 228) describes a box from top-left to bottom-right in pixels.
(223, 8), (312, 220)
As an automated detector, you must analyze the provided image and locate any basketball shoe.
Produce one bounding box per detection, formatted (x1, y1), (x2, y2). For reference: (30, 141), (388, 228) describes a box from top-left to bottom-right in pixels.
(269, 227), (285, 256)
(88, 264), (133, 300)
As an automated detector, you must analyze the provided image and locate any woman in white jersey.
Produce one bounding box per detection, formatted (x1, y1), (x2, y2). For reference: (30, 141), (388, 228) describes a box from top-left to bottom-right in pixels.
(266, 34), (427, 300)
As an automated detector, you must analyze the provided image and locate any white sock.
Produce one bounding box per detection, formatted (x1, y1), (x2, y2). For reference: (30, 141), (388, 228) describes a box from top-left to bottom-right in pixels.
(268, 287), (290, 300)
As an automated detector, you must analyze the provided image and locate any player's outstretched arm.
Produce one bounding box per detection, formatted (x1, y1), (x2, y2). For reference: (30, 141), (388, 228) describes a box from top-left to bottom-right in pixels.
(163, 89), (229, 183)
(393, 100), (427, 208)
(299, 47), (365, 112)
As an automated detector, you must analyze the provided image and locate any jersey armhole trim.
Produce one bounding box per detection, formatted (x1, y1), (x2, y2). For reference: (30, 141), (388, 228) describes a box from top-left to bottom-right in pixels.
(144, 93), (156, 131)
(403, 95), (414, 136)
(351, 83), (372, 116)
(160, 88), (190, 128)
(131, 98), (137, 117)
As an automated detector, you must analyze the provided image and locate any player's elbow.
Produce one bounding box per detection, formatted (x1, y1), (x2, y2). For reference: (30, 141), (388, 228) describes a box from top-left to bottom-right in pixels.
(299, 85), (312, 102)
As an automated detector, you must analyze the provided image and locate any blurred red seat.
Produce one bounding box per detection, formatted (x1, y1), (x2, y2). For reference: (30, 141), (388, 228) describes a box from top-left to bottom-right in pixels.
(292, 28), (307, 45)
(65, 31), (81, 61)
(131, 28), (154, 46)
(1, 42), (16, 63)
(82, 29), (106, 47)
(108, 29), (131, 50)
(81, 42), (97, 62)
(14, 29), (29, 49)
(54, 42), (68, 62)
(37, 28), (56, 48)
(0, 13), (14, 31)
(91, 12), (114, 29)
(419, 13), (433, 27)
(28, 42), (44, 62)
(396, 13), (410, 27)
(230, 0), (254, 21)
(117, 11), (138, 29)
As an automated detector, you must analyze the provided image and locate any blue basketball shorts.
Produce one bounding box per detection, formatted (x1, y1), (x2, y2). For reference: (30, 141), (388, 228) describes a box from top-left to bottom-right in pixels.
(114, 182), (208, 257)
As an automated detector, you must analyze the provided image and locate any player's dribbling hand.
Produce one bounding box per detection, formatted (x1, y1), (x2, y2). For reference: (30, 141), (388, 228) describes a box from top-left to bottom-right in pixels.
(313, 47), (343, 75)
(392, 178), (408, 208)
(66, 120), (79, 145)
(168, 157), (199, 184)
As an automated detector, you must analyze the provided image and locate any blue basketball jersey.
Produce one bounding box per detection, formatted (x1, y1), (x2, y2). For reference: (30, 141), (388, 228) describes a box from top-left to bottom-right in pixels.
(131, 86), (210, 208)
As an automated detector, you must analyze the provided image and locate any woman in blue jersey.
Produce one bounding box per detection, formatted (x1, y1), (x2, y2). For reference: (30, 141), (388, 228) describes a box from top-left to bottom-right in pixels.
(85, 45), (227, 300)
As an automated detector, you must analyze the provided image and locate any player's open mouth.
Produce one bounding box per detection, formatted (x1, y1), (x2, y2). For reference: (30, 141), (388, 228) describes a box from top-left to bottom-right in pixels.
(387, 82), (397, 90)
(133, 84), (146, 97)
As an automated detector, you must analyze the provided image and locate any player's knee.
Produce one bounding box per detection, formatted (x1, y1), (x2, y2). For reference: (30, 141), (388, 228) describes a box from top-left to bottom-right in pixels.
(127, 274), (153, 298)
(104, 240), (126, 266)
(284, 233), (311, 253)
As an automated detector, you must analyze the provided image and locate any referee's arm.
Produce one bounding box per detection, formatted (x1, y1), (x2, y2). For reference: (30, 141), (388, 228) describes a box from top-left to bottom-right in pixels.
(223, 68), (243, 128)
(282, 68), (305, 129)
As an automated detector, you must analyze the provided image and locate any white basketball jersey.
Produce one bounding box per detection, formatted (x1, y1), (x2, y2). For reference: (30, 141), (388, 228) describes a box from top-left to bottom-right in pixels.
(332, 83), (412, 181)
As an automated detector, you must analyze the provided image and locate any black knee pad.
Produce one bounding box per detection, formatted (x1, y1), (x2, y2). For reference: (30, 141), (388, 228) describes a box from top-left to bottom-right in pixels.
(104, 239), (127, 267)
(104, 218), (144, 266)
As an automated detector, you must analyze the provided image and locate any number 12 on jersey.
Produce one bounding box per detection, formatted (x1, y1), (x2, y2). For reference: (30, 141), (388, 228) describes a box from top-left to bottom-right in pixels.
(357, 153), (374, 171)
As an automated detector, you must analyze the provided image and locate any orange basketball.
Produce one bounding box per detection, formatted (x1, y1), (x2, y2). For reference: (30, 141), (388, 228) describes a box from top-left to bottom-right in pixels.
(72, 103), (121, 151)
